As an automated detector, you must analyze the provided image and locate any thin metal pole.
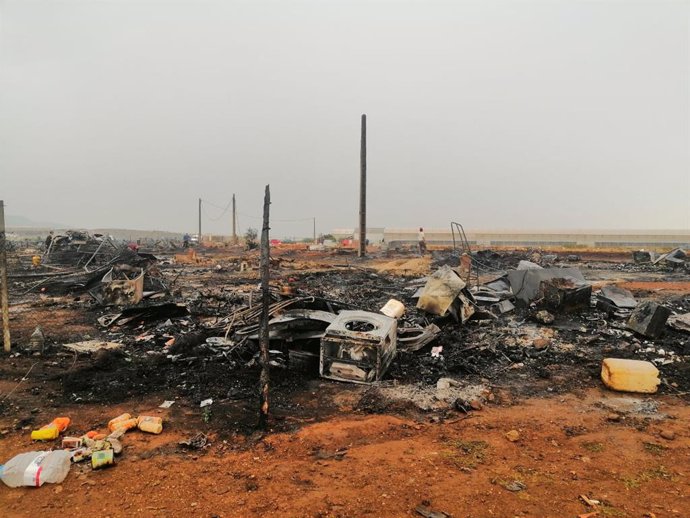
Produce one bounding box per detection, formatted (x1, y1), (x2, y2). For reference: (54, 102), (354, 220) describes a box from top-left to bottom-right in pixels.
(43, 234), (54, 260)
(0, 201), (11, 352)
(198, 198), (202, 247)
(258, 185), (271, 429)
(82, 237), (106, 272)
(313, 217), (316, 244)
(232, 194), (237, 245)
(358, 114), (367, 257)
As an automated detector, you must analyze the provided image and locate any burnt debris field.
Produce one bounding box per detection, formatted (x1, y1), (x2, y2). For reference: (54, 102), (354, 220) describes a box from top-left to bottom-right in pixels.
(1, 241), (689, 517)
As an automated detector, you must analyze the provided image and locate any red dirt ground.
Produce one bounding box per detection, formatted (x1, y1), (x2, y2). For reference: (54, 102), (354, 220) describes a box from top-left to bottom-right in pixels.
(615, 281), (690, 294)
(1, 389), (688, 517)
(1, 248), (689, 517)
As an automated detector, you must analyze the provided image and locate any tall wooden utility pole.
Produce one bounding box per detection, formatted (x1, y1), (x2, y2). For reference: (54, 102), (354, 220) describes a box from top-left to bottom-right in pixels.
(0, 200), (11, 353)
(197, 198), (202, 246)
(358, 114), (367, 257)
(232, 194), (237, 245)
(313, 217), (316, 244)
(258, 185), (271, 429)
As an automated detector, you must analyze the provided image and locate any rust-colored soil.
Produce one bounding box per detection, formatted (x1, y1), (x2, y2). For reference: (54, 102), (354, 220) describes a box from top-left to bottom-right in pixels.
(7, 302), (92, 343)
(371, 257), (431, 277)
(615, 281), (690, 293)
(1, 391), (688, 517)
(1, 247), (689, 517)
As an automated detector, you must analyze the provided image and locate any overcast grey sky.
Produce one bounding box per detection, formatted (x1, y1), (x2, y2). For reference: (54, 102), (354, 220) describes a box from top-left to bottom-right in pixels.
(1, 0), (688, 238)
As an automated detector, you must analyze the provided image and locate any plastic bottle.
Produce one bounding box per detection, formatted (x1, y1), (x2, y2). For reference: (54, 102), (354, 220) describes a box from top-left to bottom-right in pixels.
(137, 416), (163, 434)
(601, 358), (660, 393)
(31, 417), (71, 441)
(0, 450), (71, 487)
(107, 413), (133, 432)
(107, 428), (126, 440)
(31, 428), (60, 441)
(28, 326), (45, 353)
(111, 418), (137, 433)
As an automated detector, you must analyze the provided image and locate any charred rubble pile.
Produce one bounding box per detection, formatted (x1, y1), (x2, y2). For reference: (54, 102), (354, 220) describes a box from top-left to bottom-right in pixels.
(46, 247), (690, 412)
(632, 247), (689, 270)
(433, 246), (690, 275)
(8, 247), (166, 302)
(4, 241), (683, 413)
(43, 231), (121, 268)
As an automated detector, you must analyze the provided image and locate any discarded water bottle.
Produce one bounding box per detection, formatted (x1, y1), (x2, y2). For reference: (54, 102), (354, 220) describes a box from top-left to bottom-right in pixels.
(0, 450), (71, 488)
(31, 416), (71, 441)
(28, 326), (45, 354)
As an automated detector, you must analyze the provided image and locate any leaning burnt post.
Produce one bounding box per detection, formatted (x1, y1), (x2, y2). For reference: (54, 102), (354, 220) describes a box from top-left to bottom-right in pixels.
(0, 200), (11, 352)
(258, 185), (271, 429)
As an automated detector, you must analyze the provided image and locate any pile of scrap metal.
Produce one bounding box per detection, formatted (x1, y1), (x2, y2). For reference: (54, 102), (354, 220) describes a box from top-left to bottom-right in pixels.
(91, 265), (145, 305)
(98, 301), (189, 329)
(627, 301), (671, 339)
(414, 265), (478, 322)
(44, 230), (121, 268)
(427, 260), (594, 318)
(218, 296), (441, 384)
(12, 248), (165, 303)
(239, 259), (594, 383)
(592, 289), (676, 340)
(470, 277), (514, 315)
(653, 248), (687, 268)
(596, 285), (637, 318)
(11, 263), (114, 295)
(194, 262), (594, 385)
(506, 261), (591, 310)
(91, 255), (167, 306)
(668, 312), (690, 333)
(632, 250), (656, 264)
(633, 247), (688, 268)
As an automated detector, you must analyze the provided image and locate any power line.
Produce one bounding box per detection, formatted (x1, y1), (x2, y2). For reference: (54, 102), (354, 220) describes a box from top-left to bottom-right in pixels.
(237, 211), (312, 223)
(201, 198), (230, 211)
(201, 205), (230, 221)
(200, 198), (313, 238)
(199, 198), (232, 224)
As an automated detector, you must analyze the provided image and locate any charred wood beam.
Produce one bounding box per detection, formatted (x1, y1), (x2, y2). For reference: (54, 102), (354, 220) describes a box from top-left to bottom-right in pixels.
(258, 185), (271, 429)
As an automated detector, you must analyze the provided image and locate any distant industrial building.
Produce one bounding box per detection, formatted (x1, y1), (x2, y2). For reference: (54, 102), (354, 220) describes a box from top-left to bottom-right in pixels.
(331, 228), (690, 250)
